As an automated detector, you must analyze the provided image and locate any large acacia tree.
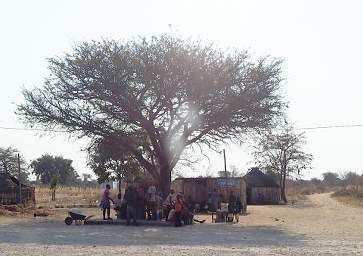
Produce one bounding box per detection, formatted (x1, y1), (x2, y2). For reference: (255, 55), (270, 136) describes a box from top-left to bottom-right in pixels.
(17, 35), (284, 196)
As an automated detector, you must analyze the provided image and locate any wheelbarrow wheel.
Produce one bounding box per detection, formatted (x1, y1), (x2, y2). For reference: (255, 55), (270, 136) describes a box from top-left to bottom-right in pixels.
(65, 217), (73, 225)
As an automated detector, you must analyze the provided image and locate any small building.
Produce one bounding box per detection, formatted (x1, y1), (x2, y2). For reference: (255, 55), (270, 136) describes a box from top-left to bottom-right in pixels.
(172, 177), (247, 213)
(0, 172), (35, 205)
(244, 168), (280, 205)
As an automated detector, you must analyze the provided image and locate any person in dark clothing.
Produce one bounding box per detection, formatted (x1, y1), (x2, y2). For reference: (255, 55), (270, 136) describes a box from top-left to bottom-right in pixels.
(185, 195), (195, 213)
(124, 186), (138, 225)
(208, 189), (220, 212)
(228, 191), (239, 222)
(136, 187), (146, 220)
(235, 197), (243, 222)
(182, 195), (206, 225)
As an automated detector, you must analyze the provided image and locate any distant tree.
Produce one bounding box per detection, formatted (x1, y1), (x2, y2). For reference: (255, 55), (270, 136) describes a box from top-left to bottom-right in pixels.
(49, 175), (59, 201)
(322, 172), (341, 187)
(0, 147), (29, 182)
(87, 138), (145, 192)
(341, 171), (362, 191)
(310, 177), (322, 186)
(30, 154), (79, 185)
(17, 35), (285, 196)
(253, 124), (313, 202)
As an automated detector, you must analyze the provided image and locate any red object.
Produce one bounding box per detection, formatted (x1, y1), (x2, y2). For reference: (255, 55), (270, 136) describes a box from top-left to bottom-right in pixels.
(175, 200), (182, 212)
(102, 189), (110, 199)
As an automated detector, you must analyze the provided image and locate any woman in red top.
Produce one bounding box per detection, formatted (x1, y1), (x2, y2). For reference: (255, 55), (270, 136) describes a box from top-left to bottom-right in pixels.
(174, 194), (183, 227)
(99, 184), (114, 220)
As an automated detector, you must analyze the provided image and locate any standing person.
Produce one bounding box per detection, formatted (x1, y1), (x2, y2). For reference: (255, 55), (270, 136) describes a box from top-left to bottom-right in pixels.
(228, 191), (238, 222)
(146, 184), (157, 220)
(100, 184), (114, 220)
(155, 192), (163, 220)
(136, 186), (146, 220)
(124, 186), (138, 225)
(208, 189), (220, 212)
(235, 196), (243, 222)
(174, 193), (183, 227)
(164, 189), (176, 221)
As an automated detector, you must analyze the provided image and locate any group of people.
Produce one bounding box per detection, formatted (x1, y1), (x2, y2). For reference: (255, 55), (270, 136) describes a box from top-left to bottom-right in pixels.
(100, 184), (163, 224)
(99, 184), (241, 226)
(99, 184), (203, 226)
(164, 189), (206, 227)
(207, 189), (244, 222)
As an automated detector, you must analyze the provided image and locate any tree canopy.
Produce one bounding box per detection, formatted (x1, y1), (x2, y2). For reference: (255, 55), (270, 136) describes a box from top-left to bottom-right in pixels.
(322, 171), (341, 186)
(18, 35), (285, 195)
(0, 146), (29, 182)
(30, 154), (79, 185)
(87, 138), (145, 184)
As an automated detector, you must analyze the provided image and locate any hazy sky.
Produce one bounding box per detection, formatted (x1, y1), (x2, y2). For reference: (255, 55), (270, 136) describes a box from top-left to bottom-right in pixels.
(1, 0), (363, 179)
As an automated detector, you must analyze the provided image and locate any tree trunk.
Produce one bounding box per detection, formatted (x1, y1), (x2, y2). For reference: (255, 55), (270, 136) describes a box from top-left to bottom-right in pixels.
(51, 189), (56, 201)
(159, 165), (171, 199)
(118, 176), (122, 195)
(281, 171), (288, 203)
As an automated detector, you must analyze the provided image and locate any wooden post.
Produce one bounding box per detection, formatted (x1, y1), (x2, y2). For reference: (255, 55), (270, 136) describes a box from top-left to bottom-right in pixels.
(17, 153), (22, 204)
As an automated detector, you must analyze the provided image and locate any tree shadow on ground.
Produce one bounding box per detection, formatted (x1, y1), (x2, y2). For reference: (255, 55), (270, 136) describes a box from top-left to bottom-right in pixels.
(0, 220), (307, 248)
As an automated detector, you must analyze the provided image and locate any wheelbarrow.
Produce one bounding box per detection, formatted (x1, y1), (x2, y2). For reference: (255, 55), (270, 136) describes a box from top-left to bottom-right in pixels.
(64, 208), (94, 225)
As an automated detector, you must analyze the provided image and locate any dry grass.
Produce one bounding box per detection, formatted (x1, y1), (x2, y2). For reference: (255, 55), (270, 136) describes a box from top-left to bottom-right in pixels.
(333, 196), (363, 208)
(35, 185), (104, 209)
(331, 187), (363, 208)
(0, 186), (105, 219)
(0, 204), (34, 217)
(285, 180), (335, 204)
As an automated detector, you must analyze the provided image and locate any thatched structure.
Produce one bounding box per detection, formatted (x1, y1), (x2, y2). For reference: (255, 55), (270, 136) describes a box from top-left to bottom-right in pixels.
(244, 168), (280, 205)
(172, 177), (247, 213)
(0, 172), (35, 205)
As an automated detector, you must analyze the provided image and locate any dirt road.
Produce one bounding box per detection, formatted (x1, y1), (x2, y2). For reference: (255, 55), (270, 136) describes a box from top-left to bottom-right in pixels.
(1, 193), (362, 255)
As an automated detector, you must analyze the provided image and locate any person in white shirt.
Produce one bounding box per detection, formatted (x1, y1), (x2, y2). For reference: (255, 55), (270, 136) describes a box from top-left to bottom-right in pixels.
(146, 184), (157, 220)
(164, 189), (176, 221)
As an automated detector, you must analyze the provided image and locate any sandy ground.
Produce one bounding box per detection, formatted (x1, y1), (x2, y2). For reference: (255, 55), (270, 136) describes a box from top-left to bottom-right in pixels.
(0, 193), (362, 255)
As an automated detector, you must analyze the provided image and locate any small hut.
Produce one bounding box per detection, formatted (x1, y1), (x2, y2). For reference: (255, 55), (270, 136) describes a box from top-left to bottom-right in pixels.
(244, 168), (280, 205)
(172, 177), (247, 213)
(0, 171), (35, 205)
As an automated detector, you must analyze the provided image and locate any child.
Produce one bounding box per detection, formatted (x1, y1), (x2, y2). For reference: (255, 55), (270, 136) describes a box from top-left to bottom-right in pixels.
(100, 184), (114, 220)
(174, 193), (183, 227)
(114, 193), (123, 219)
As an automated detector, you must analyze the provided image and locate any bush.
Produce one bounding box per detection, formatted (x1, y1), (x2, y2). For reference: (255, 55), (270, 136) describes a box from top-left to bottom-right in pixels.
(332, 188), (363, 198)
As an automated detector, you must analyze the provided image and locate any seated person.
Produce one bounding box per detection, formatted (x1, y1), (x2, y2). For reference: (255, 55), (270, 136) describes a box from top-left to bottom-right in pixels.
(185, 195), (195, 213)
(167, 208), (176, 222)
